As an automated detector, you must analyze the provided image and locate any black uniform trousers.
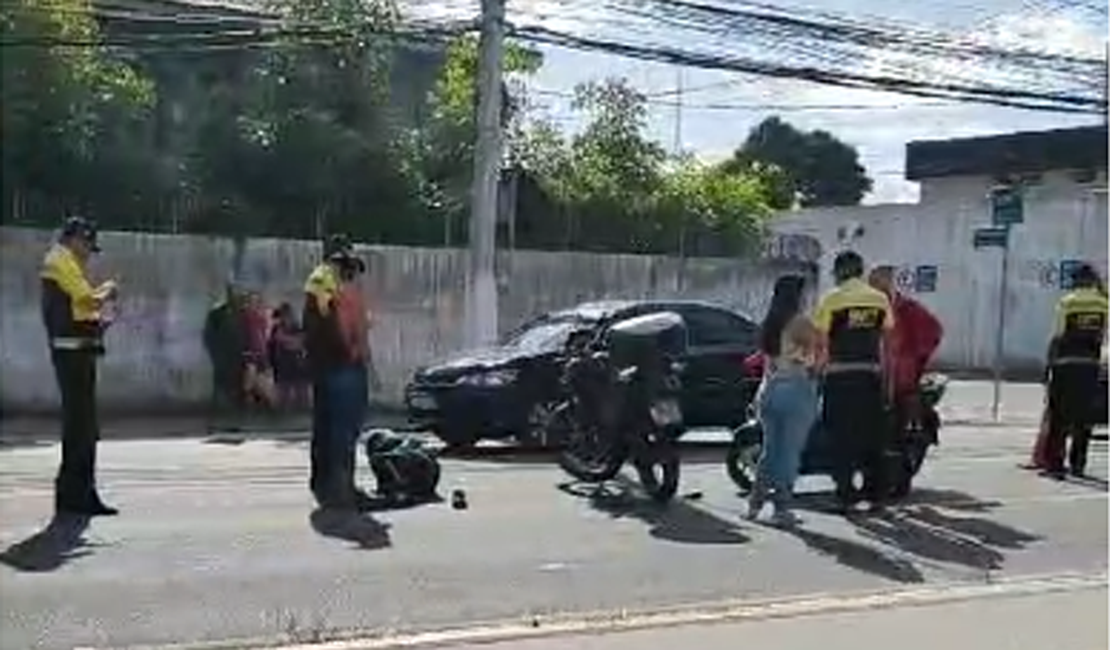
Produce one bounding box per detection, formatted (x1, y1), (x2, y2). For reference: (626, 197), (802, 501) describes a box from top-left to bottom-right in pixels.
(1045, 363), (1099, 475)
(824, 370), (888, 507)
(309, 377), (331, 500)
(50, 349), (102, 508)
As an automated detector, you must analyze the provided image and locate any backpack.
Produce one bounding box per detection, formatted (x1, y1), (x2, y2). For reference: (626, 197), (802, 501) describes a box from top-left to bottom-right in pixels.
(364, 429), (441, 503)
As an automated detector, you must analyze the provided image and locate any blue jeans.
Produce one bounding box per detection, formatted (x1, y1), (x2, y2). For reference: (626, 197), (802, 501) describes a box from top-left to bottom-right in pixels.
(323, 364), (368, 498)
(750, 367), (819, 516)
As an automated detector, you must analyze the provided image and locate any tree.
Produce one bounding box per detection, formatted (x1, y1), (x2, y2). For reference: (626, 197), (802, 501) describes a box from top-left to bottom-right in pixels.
(514, 77), (775, 255)
(409, 35), (543, 239)
(724, 116), (872, 208)
(1, 0), (154, 223)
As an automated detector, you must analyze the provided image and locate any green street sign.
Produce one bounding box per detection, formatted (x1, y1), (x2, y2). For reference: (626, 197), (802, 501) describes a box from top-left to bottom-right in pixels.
(990, 185), (1024, 226)
(973, 225), (1009, 249)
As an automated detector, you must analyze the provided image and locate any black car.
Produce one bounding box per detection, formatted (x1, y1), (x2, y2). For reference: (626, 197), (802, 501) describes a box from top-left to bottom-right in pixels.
(405, 300), (762, 448)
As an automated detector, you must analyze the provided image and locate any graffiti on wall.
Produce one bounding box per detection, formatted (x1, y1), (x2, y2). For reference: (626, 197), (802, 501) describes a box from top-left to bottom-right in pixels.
(762, 233), (821, 264)
(1019, 259), (1094, 290)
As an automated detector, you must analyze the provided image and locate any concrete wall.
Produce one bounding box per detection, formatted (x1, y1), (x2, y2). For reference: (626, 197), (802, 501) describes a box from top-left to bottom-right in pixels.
(771, 169), (1109, 373)
(0, 227), (811, 413)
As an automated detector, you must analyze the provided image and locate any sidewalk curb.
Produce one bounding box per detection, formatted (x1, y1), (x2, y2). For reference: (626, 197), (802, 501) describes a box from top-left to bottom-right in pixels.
(114, 572), (1108, 650)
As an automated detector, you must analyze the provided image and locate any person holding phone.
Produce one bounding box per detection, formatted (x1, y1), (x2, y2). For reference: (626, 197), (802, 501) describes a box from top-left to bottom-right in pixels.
(40, 216), (120, 516)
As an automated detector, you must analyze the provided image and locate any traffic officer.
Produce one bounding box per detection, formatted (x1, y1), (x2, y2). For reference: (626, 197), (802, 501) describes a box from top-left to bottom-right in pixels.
(1042, 263), (1107, 479)
(40, 216), (120, 516)
(812, 250), (894, 514)
(303, 234), (372, 509)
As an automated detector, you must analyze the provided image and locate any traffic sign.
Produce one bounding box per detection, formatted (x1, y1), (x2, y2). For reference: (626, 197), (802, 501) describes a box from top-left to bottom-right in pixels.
(973, 226), (1009, 249)
(990, 186), (1024, 226)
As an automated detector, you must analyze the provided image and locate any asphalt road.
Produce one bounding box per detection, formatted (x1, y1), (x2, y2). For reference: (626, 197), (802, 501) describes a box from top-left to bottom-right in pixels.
(0, 424), (1106, 650)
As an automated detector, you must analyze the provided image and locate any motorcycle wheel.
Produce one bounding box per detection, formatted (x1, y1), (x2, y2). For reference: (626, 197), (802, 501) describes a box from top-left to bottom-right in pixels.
(557, 408), (625, 483)
(725, 439), (760, 494)
(635, 435), (680, 503)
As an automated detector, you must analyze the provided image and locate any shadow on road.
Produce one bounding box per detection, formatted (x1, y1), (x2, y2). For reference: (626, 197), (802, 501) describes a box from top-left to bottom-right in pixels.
(771, 523), (925, 584)
(308, 508), (393, 551)
(768, 487), (1041, 581)
(1063, 474), (1110, 492)
(557, 477), (749, 546)
(0, 514), (93, 572)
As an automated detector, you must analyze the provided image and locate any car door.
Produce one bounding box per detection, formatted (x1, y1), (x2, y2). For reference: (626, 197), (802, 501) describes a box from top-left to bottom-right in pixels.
(673, 304), (760, 428)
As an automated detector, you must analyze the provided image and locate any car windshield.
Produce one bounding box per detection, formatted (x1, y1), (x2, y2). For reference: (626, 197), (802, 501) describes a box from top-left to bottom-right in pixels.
(502, 319), (584, 352)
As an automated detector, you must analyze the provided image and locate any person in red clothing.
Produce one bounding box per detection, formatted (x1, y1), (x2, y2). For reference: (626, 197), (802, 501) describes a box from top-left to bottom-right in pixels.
(868, 266), (944, 431)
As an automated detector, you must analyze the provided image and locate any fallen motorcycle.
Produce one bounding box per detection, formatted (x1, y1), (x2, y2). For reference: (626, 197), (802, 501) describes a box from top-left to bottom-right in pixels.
(549, 312), (688, 503)
(726, 373), (949, 500)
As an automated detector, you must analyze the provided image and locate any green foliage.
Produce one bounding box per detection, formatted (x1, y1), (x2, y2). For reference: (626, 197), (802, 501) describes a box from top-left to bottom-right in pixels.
(0, 3), (778, 257)
(517, 78), (775, 255)
(1, 0), (154, 217)
(725, 116), (873, 208)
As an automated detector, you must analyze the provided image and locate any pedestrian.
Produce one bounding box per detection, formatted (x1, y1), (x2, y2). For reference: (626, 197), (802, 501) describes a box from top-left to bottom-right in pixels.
(812, 251), (895, 515)
(269, 302), (308, 411)
(203, 282), (249, 432)
(241, 289), (275, 409)
(1041, 263), (1107, 479)
(746, 275), (820, 527)
(867, 265), (944, 441)
(303, 234), (373, 509)
(40, 216), (120, 516)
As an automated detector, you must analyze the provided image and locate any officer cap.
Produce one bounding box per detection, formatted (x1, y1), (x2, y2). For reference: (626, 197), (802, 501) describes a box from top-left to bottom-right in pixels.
(323, 234), (355, 261)
(60, 215), (101, 252)
(832, 250), (864, 280)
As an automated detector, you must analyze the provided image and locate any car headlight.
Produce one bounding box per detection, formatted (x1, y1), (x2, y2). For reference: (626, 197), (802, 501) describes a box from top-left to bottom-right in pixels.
(456, 369), (518, 387)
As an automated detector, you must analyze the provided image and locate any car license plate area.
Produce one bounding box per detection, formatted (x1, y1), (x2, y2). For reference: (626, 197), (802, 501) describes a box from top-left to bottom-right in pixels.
(650, 398), (682, 426)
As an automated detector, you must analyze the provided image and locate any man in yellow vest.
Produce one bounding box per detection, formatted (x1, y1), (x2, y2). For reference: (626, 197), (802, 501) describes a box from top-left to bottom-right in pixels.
(812, 251), (895, 514)
(1042, 262), (1108, 479)
(40, 216), (120, 516)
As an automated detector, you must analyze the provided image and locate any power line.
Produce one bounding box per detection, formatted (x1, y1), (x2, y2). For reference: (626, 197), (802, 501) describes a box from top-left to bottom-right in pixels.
(3, 0), (1103, 114)
(512, 24), (1106, 113)
(530, 87), (966, 111)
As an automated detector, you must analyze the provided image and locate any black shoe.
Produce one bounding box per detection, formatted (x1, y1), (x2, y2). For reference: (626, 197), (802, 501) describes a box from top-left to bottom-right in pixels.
(57, 499), (119, 517)
(1069, 467), (1087, 479)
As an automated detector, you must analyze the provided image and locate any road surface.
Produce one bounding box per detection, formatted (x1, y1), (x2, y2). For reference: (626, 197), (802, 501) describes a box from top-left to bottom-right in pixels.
(0, 423), (1105, 649)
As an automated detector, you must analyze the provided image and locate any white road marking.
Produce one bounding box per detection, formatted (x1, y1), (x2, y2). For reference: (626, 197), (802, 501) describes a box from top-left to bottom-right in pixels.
(114, 571), (1108, 650)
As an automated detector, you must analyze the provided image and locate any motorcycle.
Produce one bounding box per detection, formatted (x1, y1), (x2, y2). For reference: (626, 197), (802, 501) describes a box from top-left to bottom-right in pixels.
(550, 312), (688, 503)
(726, 372), (949, 500)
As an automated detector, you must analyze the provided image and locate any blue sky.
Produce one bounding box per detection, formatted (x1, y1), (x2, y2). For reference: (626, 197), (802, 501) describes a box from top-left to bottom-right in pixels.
(472, 0), (1105, 204)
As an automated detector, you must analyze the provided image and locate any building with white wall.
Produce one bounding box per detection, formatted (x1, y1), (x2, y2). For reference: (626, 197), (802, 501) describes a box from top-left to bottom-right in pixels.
(771, 125), (1108, 375)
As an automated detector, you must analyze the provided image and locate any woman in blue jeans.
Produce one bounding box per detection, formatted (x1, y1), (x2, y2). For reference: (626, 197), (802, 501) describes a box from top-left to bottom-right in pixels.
(747, 275), (821, 527)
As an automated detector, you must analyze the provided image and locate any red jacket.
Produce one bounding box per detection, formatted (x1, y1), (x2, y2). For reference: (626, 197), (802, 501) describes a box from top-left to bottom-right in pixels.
(889, 293), (943, 394)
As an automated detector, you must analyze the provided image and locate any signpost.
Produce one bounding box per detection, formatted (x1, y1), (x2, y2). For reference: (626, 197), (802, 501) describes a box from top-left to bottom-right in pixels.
(975, 185), (1023, 422)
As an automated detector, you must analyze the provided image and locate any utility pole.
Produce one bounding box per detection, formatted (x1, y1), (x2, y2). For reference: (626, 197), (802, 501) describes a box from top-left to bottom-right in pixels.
(465, 0), (506, 349)
(672, 67), (684, 155)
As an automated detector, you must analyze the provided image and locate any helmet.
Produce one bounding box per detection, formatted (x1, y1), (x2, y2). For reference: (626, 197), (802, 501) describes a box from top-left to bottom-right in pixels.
(60, 215), (101, 252)
(323, 234), (355, 261)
